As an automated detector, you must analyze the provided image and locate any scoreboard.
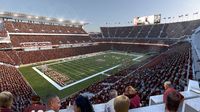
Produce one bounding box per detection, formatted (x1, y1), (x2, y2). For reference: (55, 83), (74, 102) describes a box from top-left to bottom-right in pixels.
(134, 14), (161, 26)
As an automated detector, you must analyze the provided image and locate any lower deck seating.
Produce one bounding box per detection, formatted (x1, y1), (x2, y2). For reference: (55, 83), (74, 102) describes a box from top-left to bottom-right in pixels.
(0, 65), (33, 112)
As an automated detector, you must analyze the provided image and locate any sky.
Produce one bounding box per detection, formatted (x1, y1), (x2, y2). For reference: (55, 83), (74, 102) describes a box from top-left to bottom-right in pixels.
(0, 0), (200, 32)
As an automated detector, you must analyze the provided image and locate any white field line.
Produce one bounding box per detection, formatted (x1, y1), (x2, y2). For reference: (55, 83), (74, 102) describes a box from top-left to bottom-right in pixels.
(110, 51), (142, 57)
(32, 65), (120, 90)
(132, 55), (143, 61)
(110, 51), (144, 61)
(46, 52), (106, 66)
(32, 53), (144, 90)
(32, 67), (63, 90)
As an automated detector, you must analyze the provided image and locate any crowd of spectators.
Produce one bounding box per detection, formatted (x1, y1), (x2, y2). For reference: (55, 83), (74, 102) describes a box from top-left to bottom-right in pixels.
(101, 19), (200, 39)
(0, 65), (33, 112)
(0, 51), (15, 65)
(0, 43), (164, 65)
(10, 35), (91, 47)
(0, 20), (91, 50)
(0, 45), (109, 65)
(4, 21), (86, 34)
(94, 38), (176, 45)
(0, 43), (12, 49)
(16, 44), (110, 64)
(148, 24), (164, 38)
(137, 25), (152, 38)
(0, 29), (7, 37)
(44, 69), (70, 86)
(0, 83), (184, 112)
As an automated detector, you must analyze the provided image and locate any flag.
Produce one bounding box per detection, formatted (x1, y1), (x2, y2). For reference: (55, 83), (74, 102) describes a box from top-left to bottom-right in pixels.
(178, 15), (183, 18)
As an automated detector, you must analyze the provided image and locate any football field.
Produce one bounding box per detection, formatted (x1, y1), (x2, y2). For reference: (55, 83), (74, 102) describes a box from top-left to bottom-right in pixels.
(19, 51), (151, 101)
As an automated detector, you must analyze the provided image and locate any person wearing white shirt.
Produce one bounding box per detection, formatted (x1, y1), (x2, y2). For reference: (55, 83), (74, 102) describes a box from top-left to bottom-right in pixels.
(105, 90), (118, 112)
(46, 94), (61, 112)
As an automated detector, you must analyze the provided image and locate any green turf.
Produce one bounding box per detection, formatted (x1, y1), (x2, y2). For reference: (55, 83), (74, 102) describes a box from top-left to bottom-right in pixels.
(47, 53), (136, 82)
(19, 51), (151, 101)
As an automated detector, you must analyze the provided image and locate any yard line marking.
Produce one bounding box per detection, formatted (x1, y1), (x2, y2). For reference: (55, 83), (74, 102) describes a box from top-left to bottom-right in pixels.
(32, 52), (144, 90)
(33, 65), (120, 90)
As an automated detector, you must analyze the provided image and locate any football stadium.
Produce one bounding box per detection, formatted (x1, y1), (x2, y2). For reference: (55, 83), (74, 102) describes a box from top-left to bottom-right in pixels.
(0, 0), (200, 112)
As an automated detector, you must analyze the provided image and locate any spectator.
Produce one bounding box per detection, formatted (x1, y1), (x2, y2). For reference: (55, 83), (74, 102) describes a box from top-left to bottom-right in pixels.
(114, 95), (130, 112)
(163, 81), (184, 103)
(0, 91), (13, 112)
(46, 94), (61, 112)
(124, 86), (140, 109)
(104, 89), (118, 112)
(23, 95), (46, 112)
(73, 95), (94, 112)
(165, 91), (183, 112)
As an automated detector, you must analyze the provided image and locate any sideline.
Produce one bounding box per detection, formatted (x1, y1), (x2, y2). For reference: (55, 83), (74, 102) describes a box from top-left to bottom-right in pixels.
(32, 52), (144, 90)
(33, 65), (120, 90)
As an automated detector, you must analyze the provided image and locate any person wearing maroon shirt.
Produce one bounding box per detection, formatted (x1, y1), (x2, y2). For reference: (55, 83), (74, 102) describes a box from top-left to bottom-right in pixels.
(124, 86), (141, 109)
(24, 95), (46, 112)
(0, 91), (13, 112)
(163, 81), (184, 103)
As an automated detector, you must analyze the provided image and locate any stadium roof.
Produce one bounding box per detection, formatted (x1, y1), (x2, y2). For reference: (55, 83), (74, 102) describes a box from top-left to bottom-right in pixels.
(0, 11), (88, 26)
